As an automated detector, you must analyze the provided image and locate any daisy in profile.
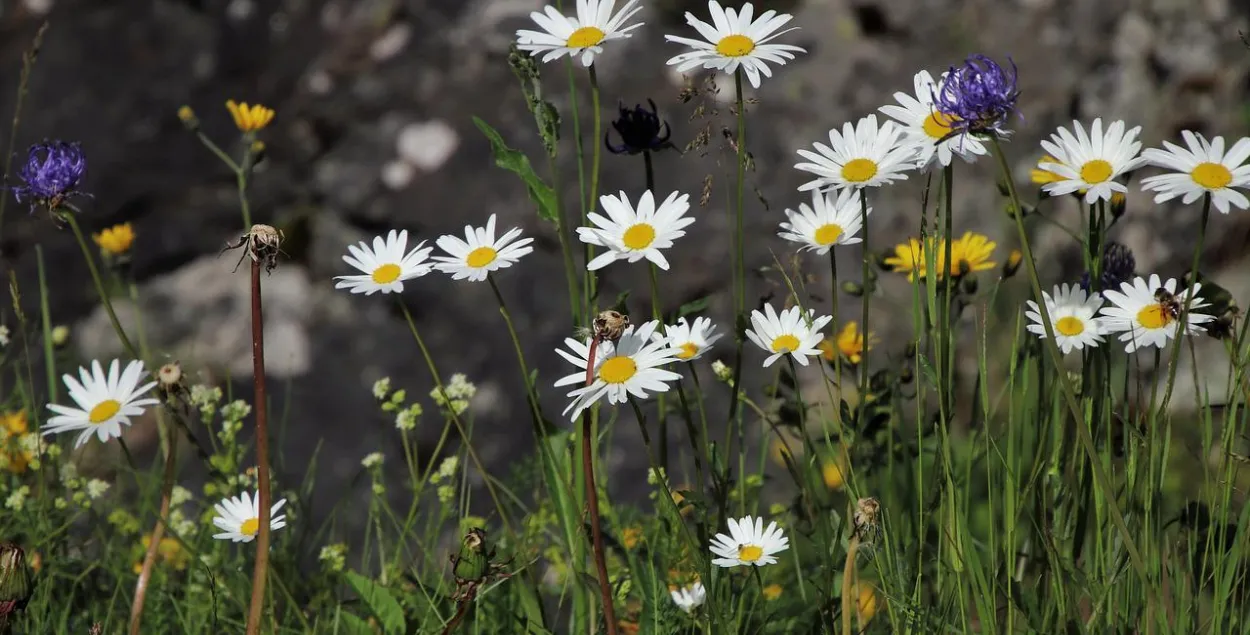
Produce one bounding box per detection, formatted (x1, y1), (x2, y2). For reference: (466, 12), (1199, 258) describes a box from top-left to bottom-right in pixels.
(655, 316), (723, 361)
(878, 70), (986, 168)
(554, 320), (682, 420)
(212, 491), (289, 543)
(664, 1), (805, 89)
(778, 189), (867, 255)
(577, 190), (693, 271)
(1024, 284), (1106, 354)
(334, 230), (434, 295)
(1037, 119), (1145, 205)
(43, 360), (158, 448)
(1099, 274), (1214, 353)
(1140, 131), (1250, 214)
(431, 214), (534, 282)
(745, 303), (832, 367)
(710, 515), (789, 568)
(795, 115), (918, 193)
(515, 0), (644, 67)
(670, 581), (706, 613)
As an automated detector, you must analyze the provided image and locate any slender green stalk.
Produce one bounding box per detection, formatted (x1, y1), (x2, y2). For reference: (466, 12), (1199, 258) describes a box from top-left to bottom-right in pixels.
(0, 22), (48, 243)
(547, 154), (581, 320)
(648, 264), (669, 470)
(35, 247), (55, 401)
(1159, 194), (1211, 414)
(582, 65), (604, 319)
(62, 212), (139, 359)
(858, 193), (871, 415)
(732, 70), (748, 314)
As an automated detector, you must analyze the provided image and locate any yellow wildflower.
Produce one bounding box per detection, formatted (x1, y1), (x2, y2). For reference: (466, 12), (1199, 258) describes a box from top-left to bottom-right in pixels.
(762, 583), (783, 601)
(1030, 154), (1066, 185)
(882, 237), (929, 281)
(621, 527), (642, 550)
(946, 232), (997, 277)
(2, 411), (27, 435)
(855, 584), (880, 625)
(834, 321), (876, 365)
(822, 461), (845, 490)
(93, 223), (136, 256)
(225, 100), (275, 133)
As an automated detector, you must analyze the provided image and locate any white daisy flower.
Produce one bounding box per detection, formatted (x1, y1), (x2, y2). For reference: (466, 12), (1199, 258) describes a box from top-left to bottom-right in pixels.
(655, 316), (723, 361)
(878, 70), (986, 168)
(664, 1), (805, 89)
(334, 230), (434, 295)
(432, 214), (534, 282)
(515, 0), (644, 67)
(212, 491), (289, 543)
(1140, 131), (1250, 214)
(744, 303), (832, 368)
(43, 360), (159, 448)
(709, 515), (789, 568)
(577, 190), (694, 271)
(1036, 119), (1144, 205)
(1098, 274), (1214, 353)
(554, 320), (682, 420)
(795, 114), (918, 192)
(670, 581), (707, 613)
(1024, 283), (1106, 354)
(778, 188), (868, 255)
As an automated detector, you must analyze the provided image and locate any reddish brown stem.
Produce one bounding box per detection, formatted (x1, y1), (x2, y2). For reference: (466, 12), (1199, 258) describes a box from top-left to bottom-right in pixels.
(128, 434), (177, 635)
(246, 256), (272, 635)
(581, 335), (617, 635)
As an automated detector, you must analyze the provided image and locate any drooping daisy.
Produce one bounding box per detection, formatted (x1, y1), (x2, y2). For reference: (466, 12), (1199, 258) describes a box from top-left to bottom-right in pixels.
(655, 316), (723, 361)
(1098, 274), (1214, 353)
(670, 581), (706, 613)
(664, 1), (805, 89)
(577, 190), (694, 271)
(431, 214), (534, 282)
(43, 360), (159, 448)
(515, 0), (644, 67)
(554, 320), (682, 420)
(710, 515), (789, 568)
(212, 491), (289, 543)
(1140, 131), (1250, 214)
(1024, 283), (1106, 354)
(778, 188), (867, 254)
(1037, 119), (1145, 205)
(795, 115), (918, 192)
(879, 70), (986, 168)
(744, 303), (832, 368)
(334, 230), (434, 295)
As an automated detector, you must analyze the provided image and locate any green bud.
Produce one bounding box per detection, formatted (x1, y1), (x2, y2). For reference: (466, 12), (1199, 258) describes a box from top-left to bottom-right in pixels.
(452, 529), (491, 583)
(841, 281), (864, 297)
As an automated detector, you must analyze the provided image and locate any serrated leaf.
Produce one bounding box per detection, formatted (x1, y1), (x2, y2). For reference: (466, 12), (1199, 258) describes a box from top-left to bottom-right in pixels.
(345, 571), (405, 635)
(472, 117), (558, 222)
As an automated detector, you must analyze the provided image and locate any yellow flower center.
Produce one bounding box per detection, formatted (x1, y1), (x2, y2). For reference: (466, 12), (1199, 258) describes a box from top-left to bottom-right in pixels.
(841, 158), (878, 183)
(738, 544), (764, 562)
(813, 223), (844, 246)
(677, 342), (700, 359)
(566, 26), (606, 48)
(1079, 159), (1113, 184)
(715, 34), (756, 57)
(771, 334), (800, 353)
(88, 399), (121, 424)
(622, 223), (656, 250)
(465, 246), (498, 268)
(1137, 304), (1173, 330)
(1191, 162), (1233, 189)
(240, 518), (260, 536)
(371, 263), (402, 284)
(921, 111), (958, 140)
(1055, 316), (1085, 336)
(598, 356), (638, 384)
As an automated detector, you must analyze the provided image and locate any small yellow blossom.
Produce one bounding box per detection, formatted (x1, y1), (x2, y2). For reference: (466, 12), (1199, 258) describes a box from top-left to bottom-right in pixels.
(833, 322), (876, 365)
(621, 527), (643, 550)
(2, 411), (27, 435)
(762, 583), (783, 601)
(855, 584), (880, 625)
(225, 100), (275, 133)
(822, 461), (845, 490)
(882, 238), (929, 281)
(93, 223), (136, 256)
(51, 325), (70, 347)
(1030, 154), (1065, 185)
(946, 232), (997, 277)
(138, 533), (189, 572)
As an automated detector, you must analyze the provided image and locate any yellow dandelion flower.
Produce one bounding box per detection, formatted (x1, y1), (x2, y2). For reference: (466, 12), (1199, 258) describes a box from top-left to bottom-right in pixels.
(822, 461), (845, 490)
(93, 223), (136, 256)
(226, 100), (275, 133)
(3, 411), (28, 435)
(834, 321), (876, 365)
(882, 238), (928, 281)
(762, 583), (783, 601)
(856, 584), (881, 625)
(1031, 154), (1066, 185)
(621, 526), (643, 550)
(946, 232), (997, 277)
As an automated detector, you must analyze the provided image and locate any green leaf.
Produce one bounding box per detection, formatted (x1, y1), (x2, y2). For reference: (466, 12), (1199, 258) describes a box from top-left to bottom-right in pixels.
(345, 571), (406, 635)
(472, 117), (558, 223)
(335, 610), (376, 635)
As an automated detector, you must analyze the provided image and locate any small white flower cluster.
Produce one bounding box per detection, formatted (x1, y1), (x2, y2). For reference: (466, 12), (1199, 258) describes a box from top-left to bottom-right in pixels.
(431, 455), (460, 505)
(431, 374), (476, 416)
(319, 542), (348, 573)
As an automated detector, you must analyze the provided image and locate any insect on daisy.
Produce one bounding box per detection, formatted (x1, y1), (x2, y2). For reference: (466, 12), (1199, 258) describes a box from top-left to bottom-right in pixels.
(879, 70), (987, 168)
(778, 188), (868, 254)
(1139, 131), (1250, 214)
(1037, 119), (1145, 205)
(577, 190), (694, 271)
(431, 214), (534, 282)
(1098, 274), (1214, 353)
(670, 581), (707, 613)
(515, 0), (644, 67)
(554, 320), (682, 420)
(664, 1), (806, 89)
(43, 360), (159, 448)
(334, 230), (434, 295)
(1024, 283), (1106, 354)
(654, 316), (723, 361)
(212, 491), (289, 543)
(710, 515), (789, 568)
(744, 303), (832, 367)
(795, 114), (918, 193)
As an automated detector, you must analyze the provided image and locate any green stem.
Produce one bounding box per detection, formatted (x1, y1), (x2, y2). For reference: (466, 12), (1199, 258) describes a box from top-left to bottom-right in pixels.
(547, 153), (581, 321)
(0, 23), (47, 244)
(858, 192), (871, 416)
(1159, 194), (1212, 414)
(237, 170), (253, 229)
(733, 70), (748, 315)
(648, 264), (668, 471)
(584, 64), (603, 320)
(63, 212), (139, 359)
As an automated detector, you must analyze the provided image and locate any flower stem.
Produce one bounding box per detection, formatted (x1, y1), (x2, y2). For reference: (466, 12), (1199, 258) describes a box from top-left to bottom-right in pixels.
(237, 170), (253, 229)
(648, 263), (668, 471)
(581, 334), (617, 635)
(858, 193), (871, 416)
(486, 274), (548, 437)
(733, 70), (748, 315)
(547, 153), (581, 322)
(0, 23), (47, 245)
(63, 212), (139, 359)
(585, 64), (603, 319)
(840, 534), (861, 635)
(128, 434), (177, 635)
(245, 255), (273, 635)
(1159, 193), (1212, 414)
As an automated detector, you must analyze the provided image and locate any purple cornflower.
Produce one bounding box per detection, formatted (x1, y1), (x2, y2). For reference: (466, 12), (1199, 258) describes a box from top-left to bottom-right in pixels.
(9, 141), (89, 213)
(1080, 241), (1136, 294)
(933, 55), (1020, 136)
(605, 99), (672, 155)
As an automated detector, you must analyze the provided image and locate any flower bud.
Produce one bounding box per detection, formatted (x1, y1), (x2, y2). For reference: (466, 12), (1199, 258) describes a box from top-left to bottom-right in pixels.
(0, 543), (32, 621)
(177, 106), (200, 132)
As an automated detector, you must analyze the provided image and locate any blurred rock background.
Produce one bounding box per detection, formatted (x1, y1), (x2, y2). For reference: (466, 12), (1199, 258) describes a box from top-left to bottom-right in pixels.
(0, 0), (1248, 523)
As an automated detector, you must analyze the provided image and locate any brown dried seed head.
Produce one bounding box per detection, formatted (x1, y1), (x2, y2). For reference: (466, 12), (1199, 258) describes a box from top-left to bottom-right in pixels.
(158, 361), (183, 387)
(853, 497), (880, 538)
(593, 310), (630, 342)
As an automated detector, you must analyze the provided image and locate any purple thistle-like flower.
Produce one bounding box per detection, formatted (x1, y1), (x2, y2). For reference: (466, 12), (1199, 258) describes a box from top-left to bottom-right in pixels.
(605, 99), (672, 155)
(933, 55), (1020, 136)
(1080, 241), (1136, 294)
(9, 141), (89, 213)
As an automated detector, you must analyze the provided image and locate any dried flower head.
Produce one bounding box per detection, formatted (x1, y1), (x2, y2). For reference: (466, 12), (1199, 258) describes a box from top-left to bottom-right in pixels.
(225, 100), (275, 133)
(9, 141), (89, 214)
(852, 497), (881, 541)
(932, 55), (1020, 136)
(606, 99), (672, 155)
(593, 310), (630, 343)
(221, 224), (284, 273)
(1079, 241), (1135, 294)
(0, 543), (31, 621)
(157, 362), (185, 400)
